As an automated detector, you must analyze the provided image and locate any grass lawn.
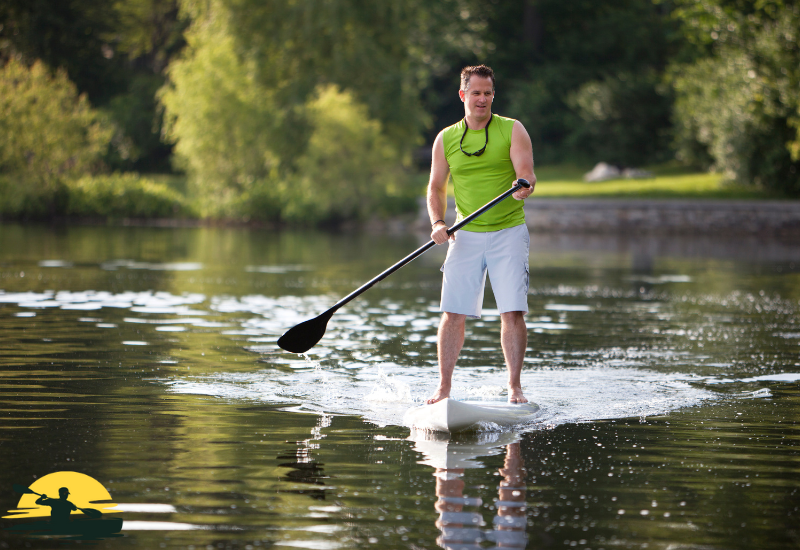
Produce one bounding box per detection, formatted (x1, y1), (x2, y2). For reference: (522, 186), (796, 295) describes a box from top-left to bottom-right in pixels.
(529, 163), (780, 199)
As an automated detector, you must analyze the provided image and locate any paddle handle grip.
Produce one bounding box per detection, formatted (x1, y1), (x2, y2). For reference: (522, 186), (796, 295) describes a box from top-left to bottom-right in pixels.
(331, 179), (530, 310)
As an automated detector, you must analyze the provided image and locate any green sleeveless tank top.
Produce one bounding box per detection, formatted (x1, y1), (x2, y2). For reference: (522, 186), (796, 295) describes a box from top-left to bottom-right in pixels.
(442, 114), (524, 232)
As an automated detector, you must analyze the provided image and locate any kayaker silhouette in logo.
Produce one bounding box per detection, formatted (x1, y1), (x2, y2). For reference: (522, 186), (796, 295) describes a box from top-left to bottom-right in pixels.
(4, 472), (123, 540)
(35, 487), (77, 525)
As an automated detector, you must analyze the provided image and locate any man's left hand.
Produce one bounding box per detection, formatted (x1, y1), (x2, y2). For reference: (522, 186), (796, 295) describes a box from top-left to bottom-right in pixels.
(512, 178), (535, 200)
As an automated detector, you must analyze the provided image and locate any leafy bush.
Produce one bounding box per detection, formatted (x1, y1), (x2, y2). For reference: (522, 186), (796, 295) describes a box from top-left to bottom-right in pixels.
(280, 85), (411, 224)
(0, 59), (113, 214)
(67, 173), (191, 218)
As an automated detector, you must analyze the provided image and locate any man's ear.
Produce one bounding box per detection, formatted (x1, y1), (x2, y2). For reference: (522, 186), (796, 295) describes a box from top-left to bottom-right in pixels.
(458, 89), (466, 102)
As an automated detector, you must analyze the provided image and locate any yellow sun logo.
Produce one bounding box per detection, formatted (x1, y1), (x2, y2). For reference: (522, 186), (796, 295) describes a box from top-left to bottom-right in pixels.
(4, 471), (120, 520)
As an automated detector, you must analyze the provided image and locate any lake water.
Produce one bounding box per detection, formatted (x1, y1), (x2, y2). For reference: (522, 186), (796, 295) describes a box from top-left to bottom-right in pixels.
(0, 223), (798, 549)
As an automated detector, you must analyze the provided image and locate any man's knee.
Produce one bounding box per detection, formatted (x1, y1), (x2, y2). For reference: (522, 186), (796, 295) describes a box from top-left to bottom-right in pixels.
(441, 312), (467, 328)
(500, 311), (526, 332)
(500, 311), (526, 324)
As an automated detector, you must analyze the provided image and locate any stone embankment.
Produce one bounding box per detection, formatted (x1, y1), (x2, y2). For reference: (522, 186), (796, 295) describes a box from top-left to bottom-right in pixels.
(419, 197), (800, 236)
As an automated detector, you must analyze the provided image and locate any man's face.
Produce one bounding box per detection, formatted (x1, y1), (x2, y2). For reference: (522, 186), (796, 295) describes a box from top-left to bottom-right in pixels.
(459, 75), (494, 120)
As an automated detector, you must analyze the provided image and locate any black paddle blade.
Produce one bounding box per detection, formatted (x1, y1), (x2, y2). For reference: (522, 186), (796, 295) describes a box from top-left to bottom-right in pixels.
(277, 310), (334, 353)
(80, 507), (103, 519)
(13, 484), (36, 495)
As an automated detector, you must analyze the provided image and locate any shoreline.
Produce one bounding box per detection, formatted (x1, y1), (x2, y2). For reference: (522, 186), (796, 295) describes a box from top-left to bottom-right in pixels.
(3, 197), (800, 236)
(417, 197), (800, 237)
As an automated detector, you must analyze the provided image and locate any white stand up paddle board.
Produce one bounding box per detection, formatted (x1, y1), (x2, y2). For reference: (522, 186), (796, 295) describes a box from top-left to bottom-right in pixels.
(404, 398), (540, 433)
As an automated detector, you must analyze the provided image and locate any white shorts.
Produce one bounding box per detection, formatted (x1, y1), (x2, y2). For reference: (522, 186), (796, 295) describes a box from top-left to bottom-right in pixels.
(440, 224), (530, 318)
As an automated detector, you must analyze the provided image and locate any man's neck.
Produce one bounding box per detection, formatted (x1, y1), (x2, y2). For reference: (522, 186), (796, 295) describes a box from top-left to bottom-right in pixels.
(465, 112), (492, 130)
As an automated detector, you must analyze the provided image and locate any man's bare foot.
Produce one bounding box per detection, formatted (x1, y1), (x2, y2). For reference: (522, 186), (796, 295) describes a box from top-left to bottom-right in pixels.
(426, 386), (451, 405)
(508, 387), (528, 404)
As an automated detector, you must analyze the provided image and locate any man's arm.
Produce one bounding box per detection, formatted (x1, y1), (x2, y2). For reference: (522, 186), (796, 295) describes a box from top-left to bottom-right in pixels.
(509, 120), (536, 200)
(427, 131), (451, 244)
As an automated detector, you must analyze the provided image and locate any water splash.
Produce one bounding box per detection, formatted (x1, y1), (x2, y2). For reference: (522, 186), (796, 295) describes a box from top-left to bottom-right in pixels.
(366, 367), (412, 403)
(301, 353), (324, 370)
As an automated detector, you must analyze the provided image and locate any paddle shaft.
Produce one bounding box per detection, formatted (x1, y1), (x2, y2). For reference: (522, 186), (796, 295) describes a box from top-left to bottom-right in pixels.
(326, 179), (530, 316)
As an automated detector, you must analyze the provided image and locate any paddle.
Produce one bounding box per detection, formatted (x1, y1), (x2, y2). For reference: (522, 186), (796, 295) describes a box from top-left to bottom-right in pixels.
(277, 178), (532, 354)
(13, 484), (104, 519)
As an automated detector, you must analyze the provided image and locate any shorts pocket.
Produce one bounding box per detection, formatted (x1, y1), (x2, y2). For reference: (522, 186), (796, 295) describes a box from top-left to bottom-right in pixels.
(440, 240), (455, 273)
(523, 263), (529, 294)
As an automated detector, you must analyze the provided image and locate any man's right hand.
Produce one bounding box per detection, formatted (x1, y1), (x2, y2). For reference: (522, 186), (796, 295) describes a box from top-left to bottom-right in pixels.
(431, 222), (451, 245)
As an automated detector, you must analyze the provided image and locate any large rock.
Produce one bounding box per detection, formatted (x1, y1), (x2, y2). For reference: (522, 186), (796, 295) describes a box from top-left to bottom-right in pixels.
(583, 162), (621, 182)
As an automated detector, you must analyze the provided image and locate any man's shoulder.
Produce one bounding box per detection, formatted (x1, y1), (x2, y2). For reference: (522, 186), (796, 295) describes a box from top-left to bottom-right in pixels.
(440, 119), (466, 151)
(442, 119), (466, 135)
(493, 114), (516, 123)
(492, 114), (517, 129)
(490, 114), (516, 146)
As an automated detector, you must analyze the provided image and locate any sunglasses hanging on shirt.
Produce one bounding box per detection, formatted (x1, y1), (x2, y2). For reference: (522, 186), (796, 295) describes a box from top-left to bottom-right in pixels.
(459, 114), (492, 157)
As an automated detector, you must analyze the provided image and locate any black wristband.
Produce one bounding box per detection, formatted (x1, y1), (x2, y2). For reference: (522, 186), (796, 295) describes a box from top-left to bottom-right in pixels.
(432, 219), (445, 227)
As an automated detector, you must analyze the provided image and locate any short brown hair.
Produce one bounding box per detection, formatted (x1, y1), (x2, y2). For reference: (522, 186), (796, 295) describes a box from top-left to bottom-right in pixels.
(460, 65), (495, 92)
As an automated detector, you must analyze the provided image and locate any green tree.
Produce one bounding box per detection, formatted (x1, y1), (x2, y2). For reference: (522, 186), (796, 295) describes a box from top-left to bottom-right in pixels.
(104, 0), (186, 172)
(0, 0), (123, 103)
(566, 70), (673, 166)
(427, 0), (680, 166)
(0, 59), (113, 215)
(161, 0), (452, 222)
(159, 0), (281, 218)
(0, 0), (185, 173)
(670, 0), (800, 195)
(219, 0), (451, 150)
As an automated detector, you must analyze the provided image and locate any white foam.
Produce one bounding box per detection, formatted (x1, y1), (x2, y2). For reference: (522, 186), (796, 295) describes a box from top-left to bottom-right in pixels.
(166, 364), (717, 430)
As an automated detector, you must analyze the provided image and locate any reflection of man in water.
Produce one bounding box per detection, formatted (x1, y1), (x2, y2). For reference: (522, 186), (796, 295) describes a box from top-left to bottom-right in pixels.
(35, 487), (77, 524)
(493, 442), (528, 548)
(433, 442), (528, 549)
(434, 466), (483, 549)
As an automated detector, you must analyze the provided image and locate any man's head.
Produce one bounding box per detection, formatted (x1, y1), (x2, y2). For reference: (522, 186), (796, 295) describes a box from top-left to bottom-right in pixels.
(460, 65), (495, 93)
(459, 65), (495, 122)
(58, 487), (70, 499)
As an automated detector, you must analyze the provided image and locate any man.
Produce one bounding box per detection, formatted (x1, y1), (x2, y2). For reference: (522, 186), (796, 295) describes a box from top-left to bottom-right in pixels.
(427, 65), (535, 404)
(35, 487), (78, 525)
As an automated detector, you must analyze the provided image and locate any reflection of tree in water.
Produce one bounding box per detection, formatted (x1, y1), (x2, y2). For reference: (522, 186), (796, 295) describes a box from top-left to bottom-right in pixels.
(276, 415), (331, 500)
(434, 442), (528, 550)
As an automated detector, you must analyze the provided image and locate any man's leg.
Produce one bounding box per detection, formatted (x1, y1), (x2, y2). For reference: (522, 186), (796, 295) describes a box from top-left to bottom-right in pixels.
(500, 311), (527, 403)
(427, 312), (466, 404)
